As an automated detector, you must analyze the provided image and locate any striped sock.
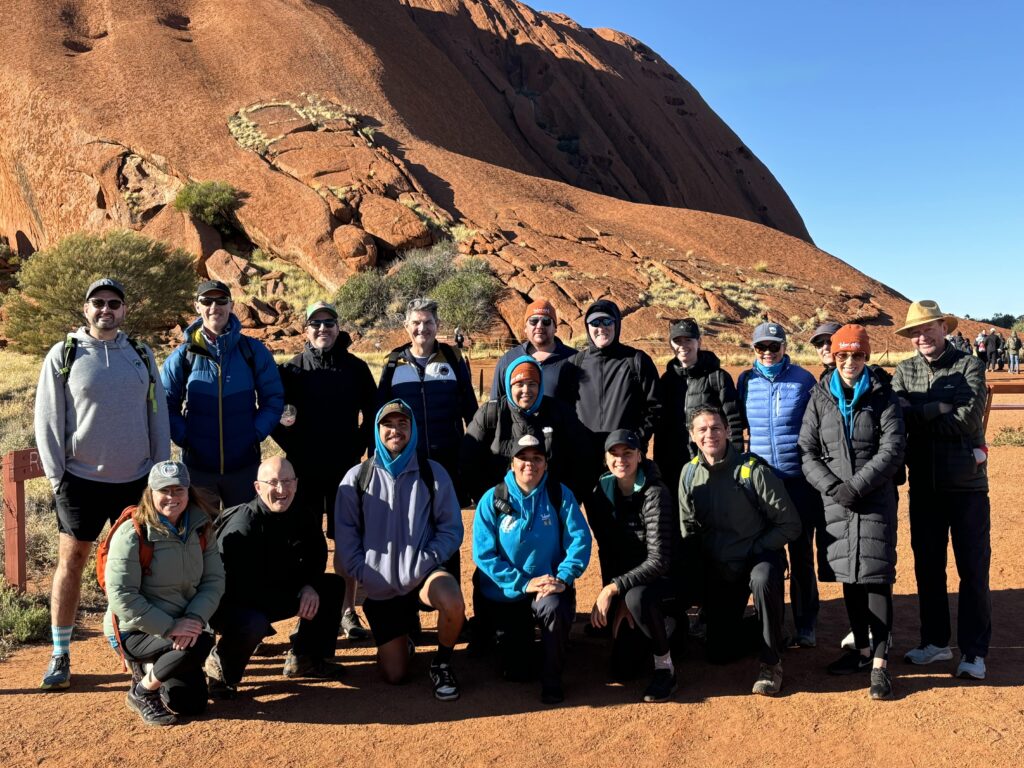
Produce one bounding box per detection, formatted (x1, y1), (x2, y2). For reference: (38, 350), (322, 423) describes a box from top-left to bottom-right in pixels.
(51, 625), (73, 657)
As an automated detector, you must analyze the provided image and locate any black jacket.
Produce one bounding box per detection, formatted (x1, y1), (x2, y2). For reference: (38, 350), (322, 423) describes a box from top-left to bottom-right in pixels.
(655, 350), (743, 493)
(799, 371), (905, 584)
(273, 335), (377, 478)
(216, 496), (327, 608)
(586, 460), (674, 593)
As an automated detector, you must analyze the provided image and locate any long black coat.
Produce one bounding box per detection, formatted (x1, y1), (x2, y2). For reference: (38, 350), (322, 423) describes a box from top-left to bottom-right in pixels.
(798, 371), (905, 584)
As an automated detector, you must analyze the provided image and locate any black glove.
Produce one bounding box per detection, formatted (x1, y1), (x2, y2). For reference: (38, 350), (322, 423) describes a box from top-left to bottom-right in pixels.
(830, 481), (858, 509)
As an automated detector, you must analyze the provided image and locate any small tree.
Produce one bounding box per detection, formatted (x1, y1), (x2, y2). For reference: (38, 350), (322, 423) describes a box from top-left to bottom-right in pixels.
(433, 259), (502, 333)
(334, 269), (392, 328)
(2, 230), (195, 356)
(389, 242), (456, 306)
(173, 180), (240, 231)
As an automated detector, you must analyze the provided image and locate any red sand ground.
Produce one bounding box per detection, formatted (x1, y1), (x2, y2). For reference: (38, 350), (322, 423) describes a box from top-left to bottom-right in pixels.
(2, 372), (1023, 768)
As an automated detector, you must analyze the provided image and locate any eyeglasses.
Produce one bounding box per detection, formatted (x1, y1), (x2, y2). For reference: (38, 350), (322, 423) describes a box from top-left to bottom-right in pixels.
(197, 296), (231, 307)
(754, 342), (782, 353)
(527, 316), (553, 327)
(307, 319), (337, 329)
(835, 352), (867, 363)
(88, 298), (123, 310)
(587, 317), (615, 328)
(257, 478), (297, 489)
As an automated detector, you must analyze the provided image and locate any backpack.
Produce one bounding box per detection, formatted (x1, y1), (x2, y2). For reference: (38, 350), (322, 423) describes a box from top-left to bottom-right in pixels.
(176, 334), (258, 415)
(60, 334), (158, 414)
(382, 342), (470, 412)
(96, 506), (208, 670)
(353, 454), (436, 524)
(679, 453), (764, 516)
(491, 475), (564, 525)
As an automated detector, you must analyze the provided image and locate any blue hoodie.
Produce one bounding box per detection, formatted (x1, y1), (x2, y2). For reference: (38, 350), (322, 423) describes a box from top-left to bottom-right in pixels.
(504, 355), (543, 415)
(473, 470), (592, 602)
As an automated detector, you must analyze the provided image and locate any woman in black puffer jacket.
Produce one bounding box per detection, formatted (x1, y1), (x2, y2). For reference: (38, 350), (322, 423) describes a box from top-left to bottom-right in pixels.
(798, 325), (905, 701)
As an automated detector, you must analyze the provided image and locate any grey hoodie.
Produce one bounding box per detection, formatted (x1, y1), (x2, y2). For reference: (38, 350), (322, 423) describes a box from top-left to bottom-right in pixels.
(34, 328), (170, 487)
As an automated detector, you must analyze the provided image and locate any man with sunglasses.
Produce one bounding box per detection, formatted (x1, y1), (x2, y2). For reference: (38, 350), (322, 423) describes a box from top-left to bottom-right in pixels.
(35, 277), (170, 690)
(274, 301), (377, 641)
(809, 321), (843, 381)
(161, 280), (284, 507)
(737, 322), (819, 648)
(490, 299), (577, 404)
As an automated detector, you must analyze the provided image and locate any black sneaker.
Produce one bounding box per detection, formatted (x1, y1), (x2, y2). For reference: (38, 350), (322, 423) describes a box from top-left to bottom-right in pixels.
(827, 650), (872, 675)
(341, 610), (370, 641)
(643, 669), (678, 703)
(126, 686), (177, 726)
(40, 653), (71, 691)
(429, 662), (460, 701)
(869, 668), (894, 700)
(283, 651), (345, 680)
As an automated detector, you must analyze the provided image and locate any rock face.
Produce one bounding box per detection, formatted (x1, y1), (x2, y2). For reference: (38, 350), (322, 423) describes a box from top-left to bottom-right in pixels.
(0, 0), (936, 354)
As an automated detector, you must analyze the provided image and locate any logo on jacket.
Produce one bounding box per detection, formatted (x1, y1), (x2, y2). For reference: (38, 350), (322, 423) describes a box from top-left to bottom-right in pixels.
(439, 365), (450, 376)
(500, 516), (517, 534)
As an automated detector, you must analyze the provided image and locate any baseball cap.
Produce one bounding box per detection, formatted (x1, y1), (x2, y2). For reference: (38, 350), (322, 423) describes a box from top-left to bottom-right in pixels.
(524, 299), (557, 325)
(196, 279), (232, 298)
(148, 460), (190, 490)
(809, 321), (843, 346)
(669, 318), (700, 341)
(305, 301), (339, 321)
(604, 429), (642, 452)
(513, 433), (545, 457)
(377, 400), (413, 424)
(85, 278), (126, 301)
(752, 322), (787, 345)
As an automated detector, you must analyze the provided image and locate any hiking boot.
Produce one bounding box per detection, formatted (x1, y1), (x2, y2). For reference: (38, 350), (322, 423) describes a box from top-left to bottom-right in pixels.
(642, 668), (678, 703)
(429, 662), (460, 701)
(541, 681), (565, 705)
(752, 662), (783, 696)
(126, 686), (177, 726)
(795, 628), (817, 648)
(341, 609), (370, 641)
(283, 650), (345, 680)
(903, 644), (953, 665)
(955, 654), (986, 680)
(40, 653), (71, 691)
(204, 650), (237, 700)
(869, 668), (894, 700)
(826, 650), (872, 676)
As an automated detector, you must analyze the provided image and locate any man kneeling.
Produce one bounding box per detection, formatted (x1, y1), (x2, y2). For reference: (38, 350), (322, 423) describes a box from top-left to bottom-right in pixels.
(334, 400), (466, 701)
(205, 456), (344, 697)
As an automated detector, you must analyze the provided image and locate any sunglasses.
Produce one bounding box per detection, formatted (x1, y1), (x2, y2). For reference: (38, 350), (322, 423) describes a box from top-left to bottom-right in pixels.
(814, 339), (832, 349)
(197, 296), (231, 306)
(307, 319), (337, 329)
(754, 342), (782, 353)
(88, 298), (123, 310)
(527, 316), (553, 327)
(835, 352), (867, 363)
(587, 317), (615, 328)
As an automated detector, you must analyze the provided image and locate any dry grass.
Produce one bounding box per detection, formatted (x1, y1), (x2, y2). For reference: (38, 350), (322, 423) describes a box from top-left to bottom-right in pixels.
(991, 426), (1024, 447)
(643, 264), (723, 324)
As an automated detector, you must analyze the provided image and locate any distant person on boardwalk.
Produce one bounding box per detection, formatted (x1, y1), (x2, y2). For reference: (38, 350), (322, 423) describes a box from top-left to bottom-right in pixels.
(34, 277), (170, 691)
(103, 461), (224, 726)
(893, 301), (991, 680)
(454, 326), (465, 350)
(273, 300), (376, 642)
(798, 325), (905, 701)
(490, 299), (577, 405)
(1007, 330), (1021, 374)
(161, 280), (284, 507)
(983, 329), (1000, 372)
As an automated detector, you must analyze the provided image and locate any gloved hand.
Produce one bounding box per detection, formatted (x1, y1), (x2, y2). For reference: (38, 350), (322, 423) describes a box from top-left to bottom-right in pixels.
(830, 482), (858, 509)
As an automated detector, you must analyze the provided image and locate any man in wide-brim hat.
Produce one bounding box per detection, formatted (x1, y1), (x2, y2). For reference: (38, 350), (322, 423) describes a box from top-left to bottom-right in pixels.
(891, 300), (992, 681)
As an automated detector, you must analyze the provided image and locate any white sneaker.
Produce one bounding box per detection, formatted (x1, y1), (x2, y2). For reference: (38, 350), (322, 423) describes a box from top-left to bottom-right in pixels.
(956, 655), (986, 680)
(903, 644), (953, 665)
(840, 628), (874, 651)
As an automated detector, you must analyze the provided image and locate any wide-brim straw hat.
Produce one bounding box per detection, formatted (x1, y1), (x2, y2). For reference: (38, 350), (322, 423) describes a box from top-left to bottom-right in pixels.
(896, 300), (958, 337)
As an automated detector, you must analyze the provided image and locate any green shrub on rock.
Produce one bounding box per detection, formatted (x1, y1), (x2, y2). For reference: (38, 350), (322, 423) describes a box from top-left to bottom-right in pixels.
(173, 180), (240, 230)
(334, 269), (393, 328)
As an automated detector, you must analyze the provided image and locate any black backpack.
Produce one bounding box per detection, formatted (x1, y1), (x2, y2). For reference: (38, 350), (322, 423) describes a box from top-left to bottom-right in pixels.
(353, 455), (436, 523)
(60, 334), (158, 413)
(491, 475), (564, 524)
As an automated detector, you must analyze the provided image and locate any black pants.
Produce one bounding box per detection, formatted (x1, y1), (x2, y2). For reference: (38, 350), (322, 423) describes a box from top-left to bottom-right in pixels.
(704, 551), (786, 665)
(842, 583), (892, 660)
(476, 588), (576, 687)
(122, 630), (214, 715)
(211, 573), (345, 685)
(187, 463), (258, 509)
(621, 581), (673, 656)
(784, 475), (825, 634)
(292, 466), (347, 540)
(909, 487), (992, 657)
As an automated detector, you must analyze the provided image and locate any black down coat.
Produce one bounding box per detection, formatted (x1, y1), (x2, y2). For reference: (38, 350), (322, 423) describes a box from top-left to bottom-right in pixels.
(798, 370), (906, 584)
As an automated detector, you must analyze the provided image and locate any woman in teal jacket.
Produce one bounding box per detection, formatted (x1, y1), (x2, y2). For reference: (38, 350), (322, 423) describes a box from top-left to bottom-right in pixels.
(472, 434), (591, 704)
(104, 461), (224, 726)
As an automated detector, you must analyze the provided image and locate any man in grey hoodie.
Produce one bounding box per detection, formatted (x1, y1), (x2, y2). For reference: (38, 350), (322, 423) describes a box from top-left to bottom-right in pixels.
(34, 277), (170, 691)
(334, 400), (466, 701)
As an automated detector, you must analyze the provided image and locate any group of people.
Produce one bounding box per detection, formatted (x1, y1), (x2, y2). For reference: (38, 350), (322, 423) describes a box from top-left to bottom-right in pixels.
(33, 275), (993, 725)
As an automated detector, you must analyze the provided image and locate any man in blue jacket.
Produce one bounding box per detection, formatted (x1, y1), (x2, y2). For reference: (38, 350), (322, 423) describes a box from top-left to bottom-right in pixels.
(738, 322), (820, 647)
(161, 280), (284, 507)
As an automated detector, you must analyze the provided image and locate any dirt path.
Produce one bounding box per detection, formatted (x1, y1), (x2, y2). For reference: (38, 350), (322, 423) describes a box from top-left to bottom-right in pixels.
(2, 378), (1023, 768)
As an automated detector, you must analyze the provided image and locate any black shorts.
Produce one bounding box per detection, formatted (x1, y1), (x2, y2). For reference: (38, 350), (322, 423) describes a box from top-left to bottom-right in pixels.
(53, 472), (148, 542)
(362, 566), (452, 647)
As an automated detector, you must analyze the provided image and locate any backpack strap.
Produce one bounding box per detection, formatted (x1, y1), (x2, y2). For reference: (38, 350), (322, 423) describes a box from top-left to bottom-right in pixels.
(355, 455), (436, 526)
(60, 334), (157, 413)
(735, 454), (764, 514)
(59, 335), (77, 380)
(492, 475), (563, 523)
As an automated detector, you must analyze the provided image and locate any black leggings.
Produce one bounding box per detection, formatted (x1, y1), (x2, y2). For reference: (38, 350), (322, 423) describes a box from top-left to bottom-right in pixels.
(122, 630), (214, 715)
(842, 583), (892, 661)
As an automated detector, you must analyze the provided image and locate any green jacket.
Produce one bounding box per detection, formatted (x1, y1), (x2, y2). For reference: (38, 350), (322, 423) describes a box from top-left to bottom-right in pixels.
(892, 343), (988, 493)
(678, 443), (800, 580)
(103, 506), (225, 638)
(1007, 334), (1022, 354)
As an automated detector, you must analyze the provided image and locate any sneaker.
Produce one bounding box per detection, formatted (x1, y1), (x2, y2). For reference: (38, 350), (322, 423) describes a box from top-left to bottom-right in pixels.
(429, 662), (460, 701)
(752, 662), (783, 696)
(283, 651), (345, 680)
(795, 628), (817, 648)
(903, 644), (953, 665)
(869, 668), (894, 700)
(541, 682), (565, 705)
(126, 686), (177, 726)
(955, 654), (986, 680)
(642, 668), (678, 703)
(826, 650), (872, 676)
(204, 650), (237, 700)
(341, 609), (369, 641)
(840, 627), (874, 651)
(40, 653), (71, 691)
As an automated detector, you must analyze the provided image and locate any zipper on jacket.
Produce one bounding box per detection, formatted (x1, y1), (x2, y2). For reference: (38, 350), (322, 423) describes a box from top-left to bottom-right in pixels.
(217, 357), (224, 474)
(415, 352), (431, 457)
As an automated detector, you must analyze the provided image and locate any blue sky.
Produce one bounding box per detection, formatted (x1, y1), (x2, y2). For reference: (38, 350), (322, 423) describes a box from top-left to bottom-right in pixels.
(538, 1), (1022, 319)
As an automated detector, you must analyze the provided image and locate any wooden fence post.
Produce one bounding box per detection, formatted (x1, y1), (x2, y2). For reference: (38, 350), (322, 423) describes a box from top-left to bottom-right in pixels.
(3, 449), (44, 592)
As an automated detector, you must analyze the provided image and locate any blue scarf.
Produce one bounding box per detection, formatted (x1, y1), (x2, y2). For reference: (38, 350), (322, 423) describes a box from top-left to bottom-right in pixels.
(373, 399), (419, 478)
(829, 369), (871, 437)
(157, 508), (190, 543)
(504, 354), (543, 415)
(754, 356), (787, 381)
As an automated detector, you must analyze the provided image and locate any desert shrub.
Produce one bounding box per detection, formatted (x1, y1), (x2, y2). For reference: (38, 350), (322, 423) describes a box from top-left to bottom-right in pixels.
(334, 269), (393, 328)
(389, 242), (457, 305)
(0, 235), (11, 259)
(173, 180), (239, 230)
(991, 426), (1024, 447)
(1, 231), (194, 356)
(433, 264), (502, 333)
(753, 261), (769, 272)
(0, 585), (50, 659)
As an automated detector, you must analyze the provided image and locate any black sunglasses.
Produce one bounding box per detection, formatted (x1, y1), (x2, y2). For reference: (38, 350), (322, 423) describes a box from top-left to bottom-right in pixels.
(307, 319), (337, 329)
(754, 342), (782, 353)
(527, 316), (553, 327)
(587, 317), (615, 328)
(197, 296), (231, 306)
(88, 298), (123, 310)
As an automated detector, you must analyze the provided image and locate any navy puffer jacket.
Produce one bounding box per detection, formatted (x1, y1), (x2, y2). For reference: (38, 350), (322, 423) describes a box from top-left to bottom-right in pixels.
(738, 357), (815, 478)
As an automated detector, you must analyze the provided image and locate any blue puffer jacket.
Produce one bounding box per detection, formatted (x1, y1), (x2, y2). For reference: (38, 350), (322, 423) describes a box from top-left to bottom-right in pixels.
(161, 315), (284, 474)
(738, 356), (815, 478)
